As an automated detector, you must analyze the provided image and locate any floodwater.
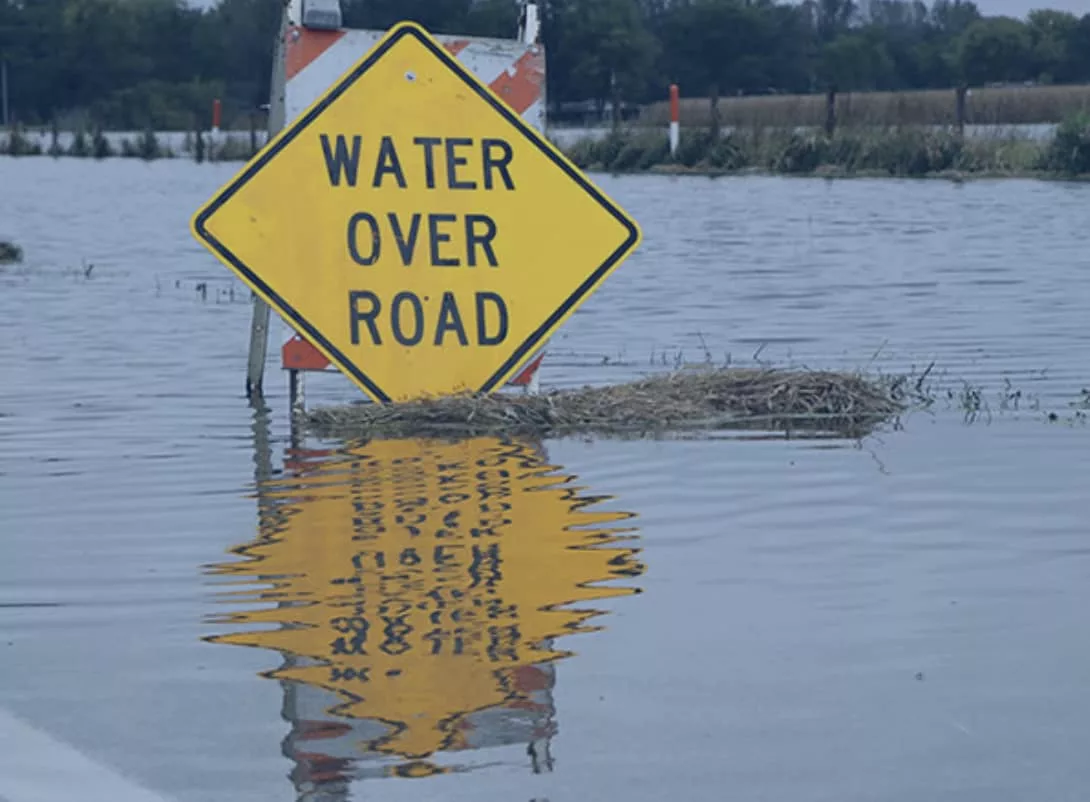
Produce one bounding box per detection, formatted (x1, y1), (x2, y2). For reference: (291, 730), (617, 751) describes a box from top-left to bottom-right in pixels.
(2, 156), (1089, 802)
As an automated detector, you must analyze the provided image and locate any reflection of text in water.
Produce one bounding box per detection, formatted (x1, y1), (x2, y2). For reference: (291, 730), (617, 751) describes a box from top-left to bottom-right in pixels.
(205, 437), (644, 774)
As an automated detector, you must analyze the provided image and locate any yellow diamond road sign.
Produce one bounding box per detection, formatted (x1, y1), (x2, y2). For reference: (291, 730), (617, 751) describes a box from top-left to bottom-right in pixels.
(191, 20), (641, 403)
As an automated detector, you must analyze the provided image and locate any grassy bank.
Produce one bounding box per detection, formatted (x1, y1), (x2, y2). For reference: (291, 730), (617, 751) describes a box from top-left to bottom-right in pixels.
(565, 114), (1090, 178)
(640, 84), (1090, 129)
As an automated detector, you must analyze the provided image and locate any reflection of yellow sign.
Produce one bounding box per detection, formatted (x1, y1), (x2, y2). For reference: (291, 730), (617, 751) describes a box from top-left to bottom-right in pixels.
(206, 437), (643, 764)
(189, 21), (641, 403)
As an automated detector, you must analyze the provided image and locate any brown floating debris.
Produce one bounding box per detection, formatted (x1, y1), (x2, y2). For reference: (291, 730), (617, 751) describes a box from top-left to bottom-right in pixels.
(307, 367), (904, 439)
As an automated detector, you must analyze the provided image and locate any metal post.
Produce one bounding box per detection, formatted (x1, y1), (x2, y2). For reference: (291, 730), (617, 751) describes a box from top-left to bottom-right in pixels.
(287, 368), (306, 448)
(955, 84), (967, 137)
(288, 369), (305, 417)
(824, 87), (837, 137)
(246, 0), (292, 401)
(519, 3), (543, 397)
(1, 59), (9, 128)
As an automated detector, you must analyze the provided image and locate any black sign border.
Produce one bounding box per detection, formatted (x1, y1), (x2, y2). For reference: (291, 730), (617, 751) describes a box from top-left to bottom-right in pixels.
(194, 22), (640, 403)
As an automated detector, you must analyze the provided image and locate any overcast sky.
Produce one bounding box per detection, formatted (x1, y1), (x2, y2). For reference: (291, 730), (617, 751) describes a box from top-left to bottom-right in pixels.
(182, 0), (1086, 20)
(976, 0), (1084, 15)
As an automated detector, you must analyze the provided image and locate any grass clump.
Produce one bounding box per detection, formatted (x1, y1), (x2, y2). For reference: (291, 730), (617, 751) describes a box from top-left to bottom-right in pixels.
(1, 124), (42, 156)
(91, 128), (114, 159)
(775, 127), (983, 175)
(208, 135), (258, 162)
(47, 121), (63, 157)
(138, 128), (163, 160)
(0, 241), (23, 264)
(117, 129), (172, 160)
(307, 367), (904, 440)
(564, 130), (674, 172)
(68, 130), (91, 158)
(1038, 112), (1090, 174)
(670, 130), (750, 169)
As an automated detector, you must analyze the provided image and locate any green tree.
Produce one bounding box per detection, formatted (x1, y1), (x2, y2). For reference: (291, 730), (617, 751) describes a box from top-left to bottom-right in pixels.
(340, 0), (472, 32)
(819, 32), (896, 90)
(956, 16), (1033, 85)
(1, 0), (1090, 131)
(465, 0), (522, 39)
(1068, 15), (1090, 83)
(1026, 9), (1078, 83)
(806, 0), (858, 42)
(928, 0), (980, 36)
(661, 0), (806, 96)
(552, 0), (657, 113)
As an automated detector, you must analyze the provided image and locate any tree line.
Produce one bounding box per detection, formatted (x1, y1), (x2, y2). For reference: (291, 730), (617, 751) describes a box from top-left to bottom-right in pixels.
(1, 0), (1089, 131)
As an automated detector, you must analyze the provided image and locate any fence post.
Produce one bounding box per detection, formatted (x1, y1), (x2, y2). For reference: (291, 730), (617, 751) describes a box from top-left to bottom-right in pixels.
(824, 87), (837, 136)
(1, 59), (8, 128)
(249, 110), (258, 157)
(708, 83), (720, 141)
(955, 84), (967, 136)
(610, 70), (622, 133)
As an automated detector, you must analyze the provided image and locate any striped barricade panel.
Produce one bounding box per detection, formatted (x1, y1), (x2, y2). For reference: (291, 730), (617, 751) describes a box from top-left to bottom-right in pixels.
(280, 24), (547, 390)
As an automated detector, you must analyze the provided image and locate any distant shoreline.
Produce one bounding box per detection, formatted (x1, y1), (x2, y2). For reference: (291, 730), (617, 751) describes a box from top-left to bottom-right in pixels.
(3, 117), (1088, 181)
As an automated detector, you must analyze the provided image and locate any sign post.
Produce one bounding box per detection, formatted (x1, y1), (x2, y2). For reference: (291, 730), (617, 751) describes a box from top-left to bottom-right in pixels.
(194, 20), (641, 404)
(244, 0), (292, 402)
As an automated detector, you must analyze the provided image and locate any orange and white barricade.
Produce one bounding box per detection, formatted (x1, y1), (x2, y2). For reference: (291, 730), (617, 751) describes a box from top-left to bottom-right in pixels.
(279, 9), (547, 396)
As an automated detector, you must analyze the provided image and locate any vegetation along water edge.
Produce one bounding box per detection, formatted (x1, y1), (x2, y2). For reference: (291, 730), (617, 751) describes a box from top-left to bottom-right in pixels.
(563, 115), (1090, 179)
(303, 362), (1090, 441)
(3, 113), (1090, 179)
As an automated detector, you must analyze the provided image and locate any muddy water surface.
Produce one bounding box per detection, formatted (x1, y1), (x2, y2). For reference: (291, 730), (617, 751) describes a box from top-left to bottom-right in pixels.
(2, 157), (1089, 802)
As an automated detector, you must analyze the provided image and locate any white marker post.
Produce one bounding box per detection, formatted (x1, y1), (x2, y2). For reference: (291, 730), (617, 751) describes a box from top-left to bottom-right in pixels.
(669, 83), (680, 156)
(519, 1), (540, 43)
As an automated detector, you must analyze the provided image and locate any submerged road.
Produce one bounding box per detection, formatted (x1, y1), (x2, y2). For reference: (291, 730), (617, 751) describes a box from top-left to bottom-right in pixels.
(0, 708), (174, 802)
